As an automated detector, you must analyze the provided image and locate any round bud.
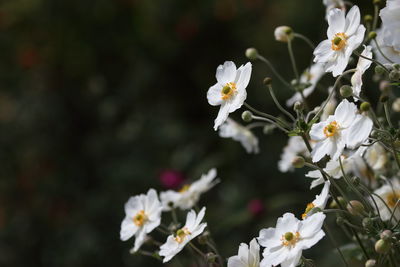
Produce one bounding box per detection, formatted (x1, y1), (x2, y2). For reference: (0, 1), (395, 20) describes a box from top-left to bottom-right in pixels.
(340, 85), (353, 98)
(263, 77), (272, 86)
(292, 156), (305, 168)
(389, 70), (400, 81)
(294, 101), (304, 111)
(245, 48), (258, 60)
(368, 31), (377, 39)
(379, 80), (391, 93)
(336, 216), (344, 226)
(393, 63), (400, 70)
(392, 98), (400, 112)
(364, 15), (373, 22)
(380, 230), (393, 241)
(380, 95), (389, 103)
(351, 176), (361, 186)
(242, 110), (253, 123)
(375, 239), (391, 254)
(360, 102), (371, 112)
(373, 0), (381, 5)
(365, 259), (377, 267)
(375, 65), (385, 75)
(347, 200), (365, 216)
(274, 26), (294, 42)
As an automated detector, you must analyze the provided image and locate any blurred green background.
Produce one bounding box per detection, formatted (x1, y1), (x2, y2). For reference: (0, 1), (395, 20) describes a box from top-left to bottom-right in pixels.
(0, 0), (372, 266)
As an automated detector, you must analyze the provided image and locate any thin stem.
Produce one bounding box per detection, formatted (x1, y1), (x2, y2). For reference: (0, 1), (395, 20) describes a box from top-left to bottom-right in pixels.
(324, 224), (349, 267)
(384, 102), (393, 128)
(251, 115), (289, 133)
(189, 242), (206, 258)
(171, 208), (178, 224)
(353, 50), (390, 73)
(373, 4), (379, 31)
(287, 38), (300, 82)
(267, 85), (296, 121)
(373, 39), (395, 64)
(206, 241), (224, 266)
(391, 141), (400, 171)
(293, 33), (316, 49)
(257, 55), (293, 90)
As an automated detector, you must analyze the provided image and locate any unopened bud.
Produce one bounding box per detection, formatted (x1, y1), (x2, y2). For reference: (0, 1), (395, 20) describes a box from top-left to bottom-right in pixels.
(242, 110), (253, 122)
(380, 230), (393, 241)
(380, 95), (389, 103)
(245, 48), (258, 60)
(392, 98), (400, 112)
(375, 239), (391, 254)
(360, 102), (370, 112)
(274, 26), (294, 42)
(389, 70), (400, 81)
(375, 65), (385, 75)
(364, 15), (373, 23)
(292, 156), (305, 168)
(368, 31), (377, 39)
(340, 85), (353, 98)
(380, 80), (391, 93)
(294, 101), (304, 111)
(365, 259), (377, 267)
(263, 77), (272, 86)
(347, 200), (365, 216)
(263, 124), (275, 135)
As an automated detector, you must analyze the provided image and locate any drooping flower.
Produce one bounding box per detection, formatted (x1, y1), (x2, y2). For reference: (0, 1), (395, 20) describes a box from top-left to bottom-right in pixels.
(286, 63), (325, 107)
(278, 136), (310, 173)
(380, 0), (400, 52)
(302, 182), (330, 219)
(323, 0), (346, 20)
(207, 61), (252, 130)
(160, 168), (218, 211)
(371, 179), (400, 221)
(351, 45), (373, 100)
(120, 189), (163, 252)
(228, 238), (260, 267)
(159, 207), (207, 262)
(309, 99), (372, 162)
(258, 212), (326, 267)
(314, 6), (365, 77)
(219, 118), (259, 154)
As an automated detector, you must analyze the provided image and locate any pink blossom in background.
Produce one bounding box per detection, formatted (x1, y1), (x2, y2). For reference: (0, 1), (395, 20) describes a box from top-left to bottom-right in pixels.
(159, 169), (185, 189)
(247, 198), (265, 217)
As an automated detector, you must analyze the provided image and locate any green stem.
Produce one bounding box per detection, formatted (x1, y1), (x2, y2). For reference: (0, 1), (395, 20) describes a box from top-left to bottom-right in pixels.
(293, 33), (315, 49)
(384, 102), (393, 128)
(287, 38), (300, 82)
(267, 85), (296, 121)
(257, 55), (293, 90)
(373, 4), (379, 31)
(353, 50), (390, 73)
(324, 224), (349, 267)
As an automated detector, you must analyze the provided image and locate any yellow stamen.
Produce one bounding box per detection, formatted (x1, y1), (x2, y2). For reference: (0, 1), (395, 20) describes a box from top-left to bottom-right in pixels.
(302, 203), (315, 219)
(331, 32), (348, 51)
(175, 227), (191, 243)
(323, 121), (339, 137)
(221, 82), (237, 100)
(179, 184), (190, 193)
(133, 210), (148, 227)
(386, 192), (400, 208)
(281, 231), (301, 247)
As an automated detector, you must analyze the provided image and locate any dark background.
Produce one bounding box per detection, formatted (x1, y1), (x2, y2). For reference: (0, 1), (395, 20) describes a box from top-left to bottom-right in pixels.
(0, 0), (372, 266)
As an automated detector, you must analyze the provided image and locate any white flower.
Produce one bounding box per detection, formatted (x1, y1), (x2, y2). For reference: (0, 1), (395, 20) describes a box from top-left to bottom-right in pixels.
(286, 63), (325, 107)
(207, 61), (252, 130)
(314, 6), (365, 77)
(302, 182), (330, 219)
(120, 189), (162, 252)
(365, 142), (388, 172)
(159, 207), (207, 263)
(160, 168), (218, 211)
(258, 212), (326, 267)
(309, 99), (372, 162)
(228, 238), (260, 267)
(219, 118), (259, 154)
(274, 26), (293, 43)
(323, 0), (346, 20)
(380, 0), (400, 52)
(371, 179), (400, 221)
(373, 29), (400, 64)
(278, 136), (310, 173)
(351, 45), (373, 100)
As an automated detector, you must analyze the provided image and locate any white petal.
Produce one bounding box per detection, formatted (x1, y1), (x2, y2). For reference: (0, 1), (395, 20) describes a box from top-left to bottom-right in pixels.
(207, 83), (223, 106)
(311, 138), (334, 162)
(310, 121), (328, 141)
(334, 99), (356, 127)
(120, 217), (138, 241)
(346, 114), (373, 148)
(327, 8), (346, 37)
(300, 212), (326, 238)
(216, 61), (237, 84)
(214, 102), (230, 130)
(314, 40), (335, 64)
(344, 5), (361, 36)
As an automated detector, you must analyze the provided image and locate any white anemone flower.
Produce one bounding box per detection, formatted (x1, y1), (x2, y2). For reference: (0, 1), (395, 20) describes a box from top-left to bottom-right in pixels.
(302, 182), (330, 219)
(120, 189), (162, 252)
(286, 63), (325, 107)
(219, 118), (259, 154)
(309, 99), (372, 162)
(306, 156), (347, 188)
(323, 0), (346, 20)
(159, 207), (207, 263)
(380, 0), (400, 52)
(258, 212), (326, 267)
(351, 45), (373, 100)
(365, 142), (388, 171)
(373, 29), (400, 64)
(228, 238), (260, 267)
(371, 179), (400, 221)
(314, 6), (365, 77)
(207, 61), (252, 130)
(278, 136), (310, 173)
(160, 168), (218, 211)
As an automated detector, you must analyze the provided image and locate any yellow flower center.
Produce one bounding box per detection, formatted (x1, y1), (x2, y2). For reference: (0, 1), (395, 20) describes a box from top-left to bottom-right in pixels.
(175, 227), (191, 243)
(221, 82), (237, 100)
(386, 192), (400, 208)
(281, 231), (301, 247)
(331, 32), (348, 51)
(179, 184), (190, 193)
(302, 203), (315, 219)
(133, 210), (148, 227)
(323, 121), (339, 137)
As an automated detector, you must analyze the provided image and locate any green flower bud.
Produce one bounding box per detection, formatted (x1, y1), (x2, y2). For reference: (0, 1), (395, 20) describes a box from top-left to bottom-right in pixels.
(340, 85), (353, 98)
(245, 48), (258, 60)
(347, 200), (365, 216)
(292, 156), (305, 168)
(263, 77), (272, 86)
(365, 259), (377, 267)
(368, 31), (377, 39)
(393, 63), (400, 70)
(380, 80), (391, 93)
(242, 110), (253, 123)
(380, 230), (392, 241)
(274, 26), (294, 42)
(389, 70), (400, 81)
(375, 65), (385, 75)
(375, 239), (391, 254)
(364, 15), (373, 23)
(360, 102), (371, 112)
